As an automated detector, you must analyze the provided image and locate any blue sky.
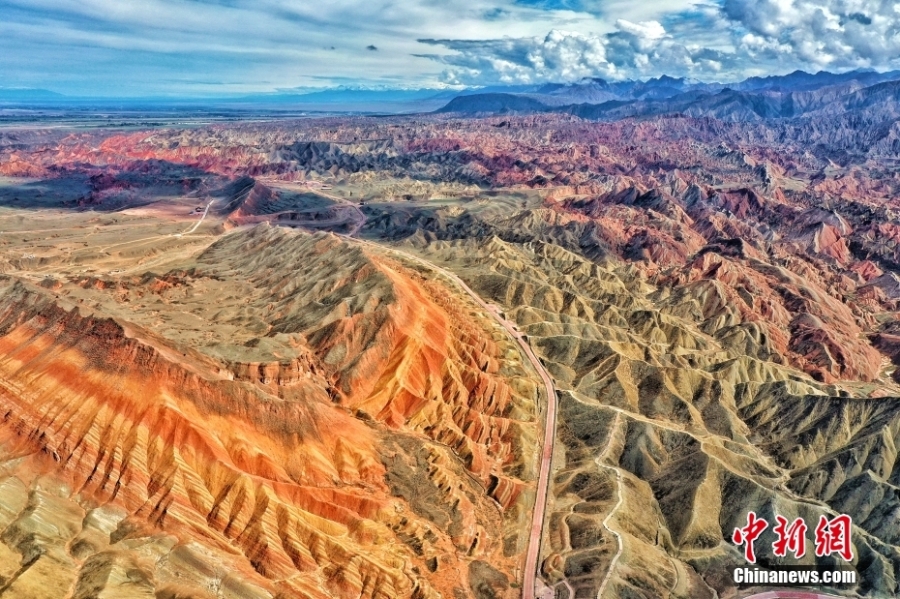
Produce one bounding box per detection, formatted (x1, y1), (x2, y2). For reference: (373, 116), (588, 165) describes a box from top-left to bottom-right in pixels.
(2, 0), (899, 96)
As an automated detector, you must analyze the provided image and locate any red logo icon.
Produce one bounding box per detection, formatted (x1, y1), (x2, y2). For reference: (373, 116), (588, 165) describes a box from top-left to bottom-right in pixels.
(732, 512), (769, 564)
(773, 515), (807, 558)
(732, 512), (854, 563)
(814, 514), (853, 561)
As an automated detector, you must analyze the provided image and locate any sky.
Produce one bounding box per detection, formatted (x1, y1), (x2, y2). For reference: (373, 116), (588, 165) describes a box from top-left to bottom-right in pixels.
(2, 0), (900, 96)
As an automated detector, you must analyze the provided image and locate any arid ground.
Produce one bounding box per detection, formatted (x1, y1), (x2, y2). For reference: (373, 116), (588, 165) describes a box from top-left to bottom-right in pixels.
(2, 85), (900, 598)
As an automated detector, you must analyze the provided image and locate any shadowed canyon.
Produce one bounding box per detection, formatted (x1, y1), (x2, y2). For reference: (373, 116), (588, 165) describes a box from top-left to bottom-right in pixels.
(3, 71), (900, 599)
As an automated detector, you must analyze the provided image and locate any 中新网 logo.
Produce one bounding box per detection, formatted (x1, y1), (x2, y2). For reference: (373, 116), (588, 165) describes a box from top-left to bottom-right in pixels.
(732, 512), (853, 564)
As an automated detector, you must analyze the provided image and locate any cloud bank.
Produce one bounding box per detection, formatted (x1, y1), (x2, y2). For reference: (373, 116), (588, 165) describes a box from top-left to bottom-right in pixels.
(1, 0), (900, 94)
(421, 0), (900, 85)
(420, 17), (734, 85)
(725, 0), (900, 70)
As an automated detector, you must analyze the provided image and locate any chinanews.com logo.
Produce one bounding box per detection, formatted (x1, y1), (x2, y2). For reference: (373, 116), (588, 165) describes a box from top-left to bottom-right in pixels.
(731, 512), (857, 588)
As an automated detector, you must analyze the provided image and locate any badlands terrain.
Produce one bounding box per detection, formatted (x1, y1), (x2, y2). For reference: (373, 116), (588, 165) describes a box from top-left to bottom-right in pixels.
(2, 71), (900, 599)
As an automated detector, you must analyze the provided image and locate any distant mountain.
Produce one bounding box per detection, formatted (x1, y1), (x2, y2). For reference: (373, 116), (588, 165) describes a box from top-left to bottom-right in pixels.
(0, 87), (65, 102)
(436, 69), (900, 123)
(0, 86), (459, 114)
(233, 87), (449, 105)
(734, 68), (900, 92)
(435, 93), (549, 115)
(433, 74), (720, 113)
(525, 79), (618, 106)
(7, 70), (900, 118)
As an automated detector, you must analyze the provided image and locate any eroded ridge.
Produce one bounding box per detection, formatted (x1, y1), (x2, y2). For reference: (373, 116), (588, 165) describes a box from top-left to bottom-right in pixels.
(414, 235), (900, 599)
(0, 226), (541, 599)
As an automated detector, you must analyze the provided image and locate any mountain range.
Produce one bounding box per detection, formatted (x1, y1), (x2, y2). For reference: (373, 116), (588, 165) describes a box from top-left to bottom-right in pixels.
(437, 69), (900, 122)
(6, 63), (900, 599)
(6, 69), (900, 119)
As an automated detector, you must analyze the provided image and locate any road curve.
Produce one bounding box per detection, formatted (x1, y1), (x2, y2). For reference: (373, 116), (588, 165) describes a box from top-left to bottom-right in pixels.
(595, 465), (624, 598)
(595, 414), (625, 598)
(305, 188), (557, 599)
(351, 238), (558, 599)
(307, 189), (367, 237)
(178, 200), (214, 236)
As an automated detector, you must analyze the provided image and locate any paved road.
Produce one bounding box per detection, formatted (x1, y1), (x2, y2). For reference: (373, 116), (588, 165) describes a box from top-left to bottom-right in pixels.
(348, 237), (558, 599)
(306, 188), (558, 598)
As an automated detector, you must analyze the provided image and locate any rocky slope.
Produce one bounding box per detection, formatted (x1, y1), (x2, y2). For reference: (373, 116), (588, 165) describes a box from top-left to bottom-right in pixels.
(0, 226), (541, 599)
(412, 235), (900, 598)
(3, 94), (900, 597)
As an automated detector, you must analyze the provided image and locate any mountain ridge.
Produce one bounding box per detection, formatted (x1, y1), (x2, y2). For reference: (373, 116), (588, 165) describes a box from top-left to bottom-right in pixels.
(7, 69), (900, 116)
(435, 69), (900, 122)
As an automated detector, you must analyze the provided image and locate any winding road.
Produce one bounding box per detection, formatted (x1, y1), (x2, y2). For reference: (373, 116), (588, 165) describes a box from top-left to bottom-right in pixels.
(352, 237), (559, 599)
(375, 249), (849, 599)
(178, 200), (214, 236)
(313, 185), (558, 599)
(595, 413), (625, 599)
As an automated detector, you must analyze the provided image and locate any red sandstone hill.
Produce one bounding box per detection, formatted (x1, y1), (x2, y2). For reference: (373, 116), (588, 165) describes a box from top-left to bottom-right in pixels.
(3, 103), (900, 598)
(0, 227), (541, 599)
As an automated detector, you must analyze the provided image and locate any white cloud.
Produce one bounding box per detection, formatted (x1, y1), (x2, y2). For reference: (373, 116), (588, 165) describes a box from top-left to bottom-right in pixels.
(421, 0), (900, 86)
(3, 0), (900, 94)
(723, 0), (900, 70)
(422, 18), (742, 85)
(3, 0), (597, 94)
(615, 19), (667, 41)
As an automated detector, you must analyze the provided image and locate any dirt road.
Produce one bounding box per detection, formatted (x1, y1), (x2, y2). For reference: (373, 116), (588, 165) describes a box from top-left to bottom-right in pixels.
(595, 414), (625, 599)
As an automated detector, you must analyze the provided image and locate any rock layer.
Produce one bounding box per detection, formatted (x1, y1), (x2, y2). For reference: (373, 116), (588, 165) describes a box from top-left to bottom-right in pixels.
(0, 227), (540, 599)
